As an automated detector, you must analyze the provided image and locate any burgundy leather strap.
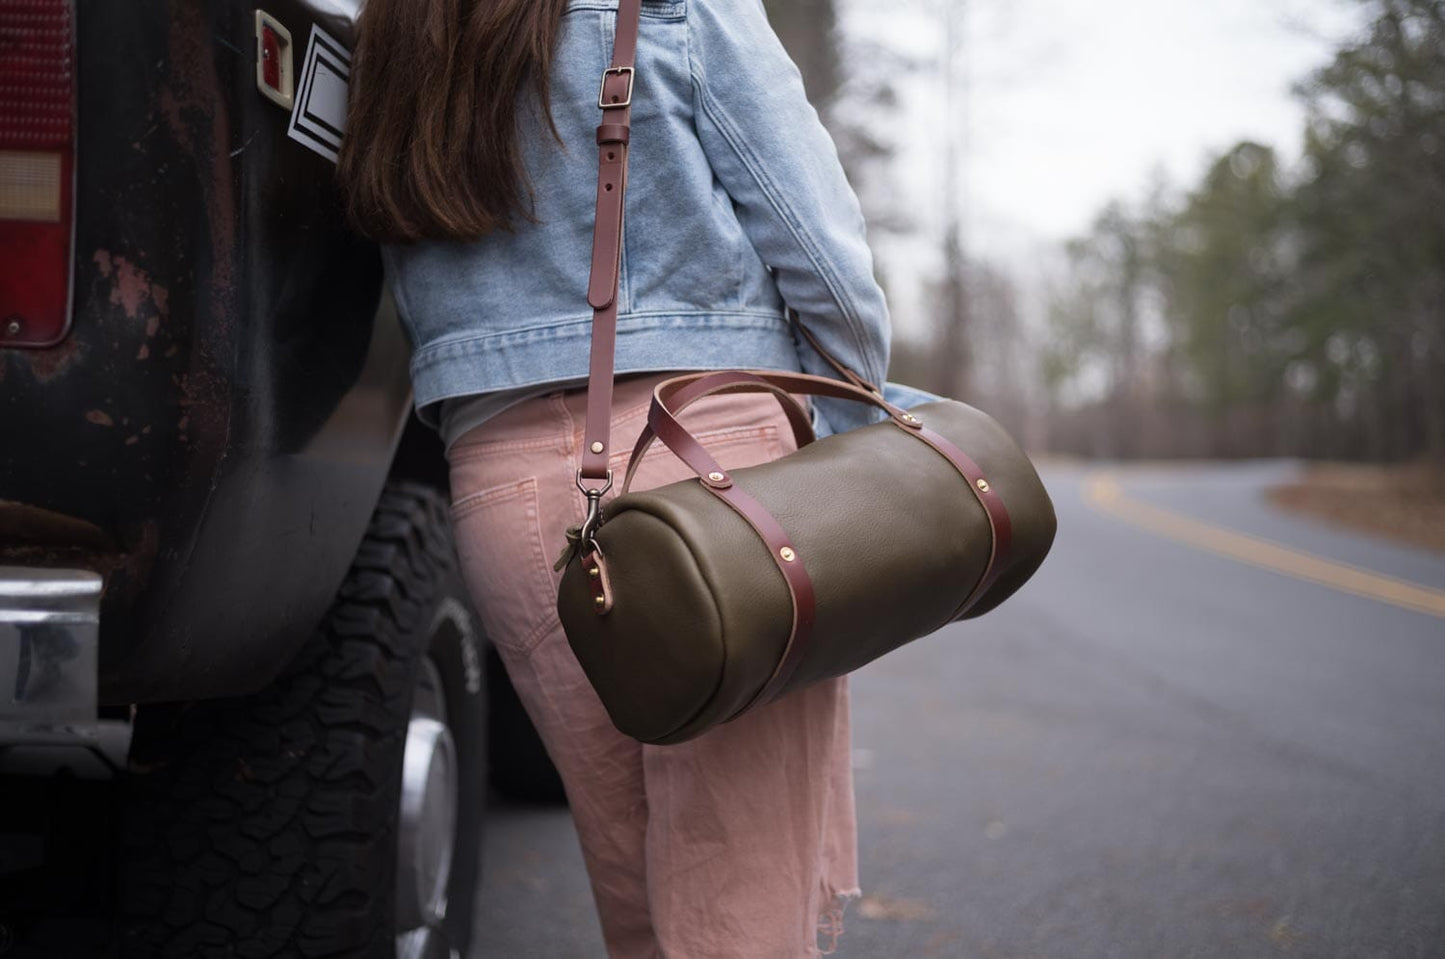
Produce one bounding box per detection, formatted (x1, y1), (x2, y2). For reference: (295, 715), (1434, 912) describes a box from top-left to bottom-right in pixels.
(581, 548), (615, 614)
(640, 369), (918, 483)
(743, 417), (1010, 705)
(621, 371), (816, 494)
(645, 397), (734, 491)
(791, 310), (882, 395)
(909, 425), (1013, 619)
(705, 481), (817, 716)
(654, 368), (918, 424)
(579, 0), (643, 484)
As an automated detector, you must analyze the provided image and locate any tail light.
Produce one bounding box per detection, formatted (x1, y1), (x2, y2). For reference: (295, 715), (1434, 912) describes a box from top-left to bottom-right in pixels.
(0, 0), (75, 348)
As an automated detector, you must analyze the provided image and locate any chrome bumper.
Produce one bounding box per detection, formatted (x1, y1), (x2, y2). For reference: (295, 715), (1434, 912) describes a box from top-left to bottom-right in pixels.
(0, 566), (130, 776)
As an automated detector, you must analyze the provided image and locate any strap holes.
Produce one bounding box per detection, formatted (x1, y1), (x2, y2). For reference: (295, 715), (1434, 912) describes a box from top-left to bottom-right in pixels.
(607, 151), (615, 160)
(610, 95), (620, 103)
(605, 183), (613, 192)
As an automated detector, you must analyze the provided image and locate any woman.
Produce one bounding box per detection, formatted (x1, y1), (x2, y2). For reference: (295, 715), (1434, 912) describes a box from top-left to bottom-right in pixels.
(339, 0), (910, 954)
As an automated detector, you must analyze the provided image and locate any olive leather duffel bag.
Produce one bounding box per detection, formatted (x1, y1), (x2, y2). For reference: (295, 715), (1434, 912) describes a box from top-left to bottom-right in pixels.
(554, 0), (1056, 745)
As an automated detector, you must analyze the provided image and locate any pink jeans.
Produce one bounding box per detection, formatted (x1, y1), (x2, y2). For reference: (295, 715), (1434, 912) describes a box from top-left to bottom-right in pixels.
(446, 373), (859, 958)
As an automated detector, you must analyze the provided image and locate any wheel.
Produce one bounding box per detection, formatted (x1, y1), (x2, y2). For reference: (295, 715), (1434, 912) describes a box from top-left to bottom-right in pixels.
(120, 481), (486, 958)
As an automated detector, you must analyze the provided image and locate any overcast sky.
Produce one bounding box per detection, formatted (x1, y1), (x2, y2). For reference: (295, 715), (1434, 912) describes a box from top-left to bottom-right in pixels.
(841, 0), (1366, 332)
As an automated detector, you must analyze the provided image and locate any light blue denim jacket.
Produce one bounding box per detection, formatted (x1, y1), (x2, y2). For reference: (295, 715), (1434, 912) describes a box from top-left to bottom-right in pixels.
(382, 0), (933, 438)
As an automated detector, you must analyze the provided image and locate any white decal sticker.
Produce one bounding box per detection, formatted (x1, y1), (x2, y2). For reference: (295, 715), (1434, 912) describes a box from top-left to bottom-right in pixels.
(286, 23), (351, 163)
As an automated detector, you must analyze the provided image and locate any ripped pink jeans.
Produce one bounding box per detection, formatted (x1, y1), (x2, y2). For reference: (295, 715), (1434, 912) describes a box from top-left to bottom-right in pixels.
(446, 373), (859, 958)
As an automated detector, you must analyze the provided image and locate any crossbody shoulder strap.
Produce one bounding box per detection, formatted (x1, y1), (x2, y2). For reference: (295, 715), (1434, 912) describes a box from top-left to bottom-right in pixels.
(574, 0), (879, 494)
(577, 0), (643, 489)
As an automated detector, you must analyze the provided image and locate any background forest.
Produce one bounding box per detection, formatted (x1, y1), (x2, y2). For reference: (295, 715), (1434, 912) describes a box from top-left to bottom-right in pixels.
(764, 0), (1445, 466)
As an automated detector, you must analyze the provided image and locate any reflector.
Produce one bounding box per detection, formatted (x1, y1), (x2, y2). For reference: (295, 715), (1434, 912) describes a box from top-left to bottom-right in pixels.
(254, 10), (295, 110)
(262, 26), (281, 90)
(0, 0), (75, 348)
(0, 0), (73, 152)
(0, 151), (61, 221)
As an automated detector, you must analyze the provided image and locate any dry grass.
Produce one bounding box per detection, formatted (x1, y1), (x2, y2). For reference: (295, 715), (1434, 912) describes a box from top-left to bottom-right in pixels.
(1268, 461), (1445, 553)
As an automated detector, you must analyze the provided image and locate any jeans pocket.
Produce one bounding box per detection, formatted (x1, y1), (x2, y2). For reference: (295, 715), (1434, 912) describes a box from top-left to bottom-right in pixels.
(449, 477), (558, 658)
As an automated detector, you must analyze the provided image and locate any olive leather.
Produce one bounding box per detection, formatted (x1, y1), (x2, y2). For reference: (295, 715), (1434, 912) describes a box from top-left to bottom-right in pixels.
(559, 397), (1056, 744)
(557, 0), (1056, 745)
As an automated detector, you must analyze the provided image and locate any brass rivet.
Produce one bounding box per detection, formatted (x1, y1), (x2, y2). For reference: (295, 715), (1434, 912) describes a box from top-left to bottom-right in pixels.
(590, 441), (604, 454)
(780, 547), (796, 562)
(977, 478), (990, 492)
(902, 413), (919, 424)
(588, 566), (600, 578)
(708, 471), (725, 482)
(594, 595), (606, 608)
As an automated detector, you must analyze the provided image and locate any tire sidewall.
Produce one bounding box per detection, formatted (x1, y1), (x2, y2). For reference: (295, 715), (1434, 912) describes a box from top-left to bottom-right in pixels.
(418, 570), (487, 954)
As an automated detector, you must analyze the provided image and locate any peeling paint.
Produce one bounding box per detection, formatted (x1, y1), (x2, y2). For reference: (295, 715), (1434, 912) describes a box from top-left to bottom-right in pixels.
(113, 257), (151, 318)
(162, 6), (236, 319)
(93, 250), (166, 322)
(86, 410), (114, 427)
(137, 343), (150, 360)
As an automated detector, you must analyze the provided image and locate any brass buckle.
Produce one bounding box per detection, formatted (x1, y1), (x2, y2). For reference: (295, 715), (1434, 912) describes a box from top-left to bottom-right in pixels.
(598, 66), (634, 109)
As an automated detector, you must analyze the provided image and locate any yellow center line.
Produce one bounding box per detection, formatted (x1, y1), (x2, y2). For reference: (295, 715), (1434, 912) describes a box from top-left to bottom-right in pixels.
(1083, 472), (1445, 620)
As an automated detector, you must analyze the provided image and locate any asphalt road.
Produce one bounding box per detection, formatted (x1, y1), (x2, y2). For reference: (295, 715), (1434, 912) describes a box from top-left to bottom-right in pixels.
(471, 461), (1445, 959)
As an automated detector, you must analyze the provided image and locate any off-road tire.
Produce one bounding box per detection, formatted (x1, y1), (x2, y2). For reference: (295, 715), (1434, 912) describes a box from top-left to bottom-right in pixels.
(119, 481), (485, 958)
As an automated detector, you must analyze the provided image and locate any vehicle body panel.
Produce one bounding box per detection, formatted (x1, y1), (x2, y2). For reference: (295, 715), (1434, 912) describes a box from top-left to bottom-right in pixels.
(0, 0), (412, 704)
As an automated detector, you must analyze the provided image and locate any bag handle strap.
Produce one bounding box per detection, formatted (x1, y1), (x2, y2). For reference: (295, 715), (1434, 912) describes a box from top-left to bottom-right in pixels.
(620, 372), (817, 495)
(620, 369), (919, 494)
(789, 309), (884, 395)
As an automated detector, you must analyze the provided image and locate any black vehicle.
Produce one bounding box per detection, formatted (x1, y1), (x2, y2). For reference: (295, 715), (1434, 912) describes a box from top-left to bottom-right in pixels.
(0, 3), (555, 955)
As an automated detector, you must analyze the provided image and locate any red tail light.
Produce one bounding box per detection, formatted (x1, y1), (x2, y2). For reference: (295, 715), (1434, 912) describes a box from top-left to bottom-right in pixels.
(0, 0), (75, 348)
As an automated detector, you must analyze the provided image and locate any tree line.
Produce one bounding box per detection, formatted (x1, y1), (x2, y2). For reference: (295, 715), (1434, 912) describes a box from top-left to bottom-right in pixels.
(769, 0), (1442, 462)
(1042, 0), (1445, 461)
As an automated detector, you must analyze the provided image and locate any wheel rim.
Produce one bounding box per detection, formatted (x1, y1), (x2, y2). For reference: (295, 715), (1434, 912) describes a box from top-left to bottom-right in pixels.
(396, 654), (459, 949)
(395, 927), (461, 959)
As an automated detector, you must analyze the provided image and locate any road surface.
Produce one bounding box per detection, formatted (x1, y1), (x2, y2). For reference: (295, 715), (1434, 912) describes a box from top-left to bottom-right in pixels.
(472, 460), (1445, 958)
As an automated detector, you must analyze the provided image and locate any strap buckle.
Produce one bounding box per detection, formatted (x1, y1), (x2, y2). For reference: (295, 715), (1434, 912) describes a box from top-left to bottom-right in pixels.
(598, 66), (634, 109)
(576, 469), (614, 551)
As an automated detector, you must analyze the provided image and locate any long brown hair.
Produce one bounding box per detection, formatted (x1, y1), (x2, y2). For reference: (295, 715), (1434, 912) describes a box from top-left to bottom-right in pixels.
(337, 0), (569, 243)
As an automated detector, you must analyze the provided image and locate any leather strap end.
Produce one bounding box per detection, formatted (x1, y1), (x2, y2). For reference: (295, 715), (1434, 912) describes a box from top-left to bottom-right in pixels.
(587, 283), (616, 312)
(583, 549), (615, 615)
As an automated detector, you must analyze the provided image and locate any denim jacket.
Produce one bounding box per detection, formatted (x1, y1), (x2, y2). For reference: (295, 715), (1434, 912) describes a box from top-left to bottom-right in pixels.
(382, 0), (919, 437)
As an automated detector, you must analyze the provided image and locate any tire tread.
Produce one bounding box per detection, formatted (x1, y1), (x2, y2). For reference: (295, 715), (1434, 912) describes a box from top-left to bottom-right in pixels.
(121, 482), (461, 959)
